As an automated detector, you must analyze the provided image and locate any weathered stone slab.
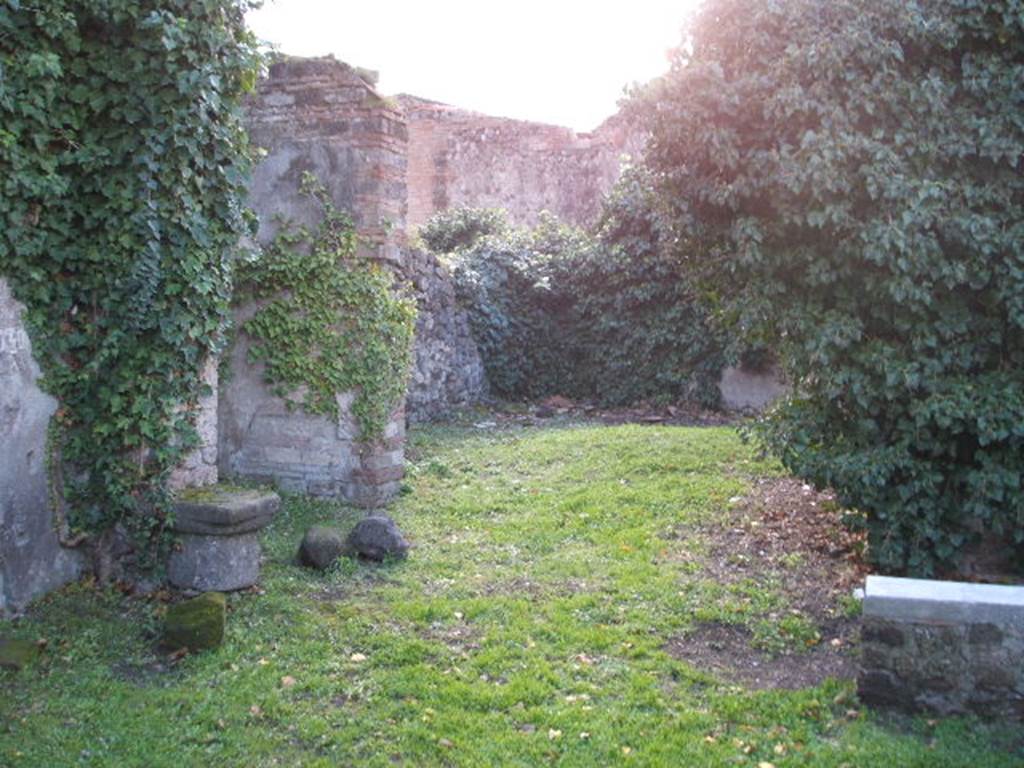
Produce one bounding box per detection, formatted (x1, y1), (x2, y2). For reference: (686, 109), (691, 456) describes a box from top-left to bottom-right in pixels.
(718, 365), (788, 412)
(864, 575), (1024, 626)
(172, 488), (280, 536)
(0, 279), (83, 615)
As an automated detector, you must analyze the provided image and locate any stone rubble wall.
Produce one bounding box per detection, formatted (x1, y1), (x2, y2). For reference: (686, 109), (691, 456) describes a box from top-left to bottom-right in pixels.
(401, 247), (487, 422)
(400, 95), (645, 230)
(858, 576), (1024, 720)
(0, 280), (84, 615)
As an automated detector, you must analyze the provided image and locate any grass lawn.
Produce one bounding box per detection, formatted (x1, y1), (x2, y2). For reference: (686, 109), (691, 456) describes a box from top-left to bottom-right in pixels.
(1, 420), (1020, 767)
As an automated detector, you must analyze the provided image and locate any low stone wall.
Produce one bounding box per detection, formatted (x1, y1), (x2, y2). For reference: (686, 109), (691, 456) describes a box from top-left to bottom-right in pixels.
(0, 280), (84, 615)
(859, 575), (1024, 719)
(402, 247), (486, 421)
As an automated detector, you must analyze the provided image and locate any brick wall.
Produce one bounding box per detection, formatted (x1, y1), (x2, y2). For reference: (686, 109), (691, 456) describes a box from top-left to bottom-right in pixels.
(400, 95), (644, 231)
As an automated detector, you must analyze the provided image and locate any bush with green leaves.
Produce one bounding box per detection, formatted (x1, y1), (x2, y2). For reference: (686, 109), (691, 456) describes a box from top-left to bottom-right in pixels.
(435, 211), (579, 399)
(421, 194), (730, 406)
(569, 166), (727, 407)
(637, 0), (1024, 575)
(418, 205), (509, 255)
(0, 1), (261, 569)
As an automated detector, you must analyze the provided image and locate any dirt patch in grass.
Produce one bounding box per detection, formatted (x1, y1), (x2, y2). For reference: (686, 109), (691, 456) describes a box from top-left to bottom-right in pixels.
(703, 476), (867, 607)
(667, 619), (858, 690)
(667, 476), (869, 689)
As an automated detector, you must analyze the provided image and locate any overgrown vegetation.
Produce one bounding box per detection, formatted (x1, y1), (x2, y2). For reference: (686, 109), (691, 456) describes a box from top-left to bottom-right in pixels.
(0, 0), (261, 569)
(4, 421), (1020, 766)
(637, 0), (1024, 576)
(236, 173), (417, 439)
(422, 192), (728, 406)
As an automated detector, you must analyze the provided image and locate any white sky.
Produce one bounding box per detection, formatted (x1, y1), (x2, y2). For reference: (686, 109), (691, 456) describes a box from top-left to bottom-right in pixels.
(246, 0), (699, 131)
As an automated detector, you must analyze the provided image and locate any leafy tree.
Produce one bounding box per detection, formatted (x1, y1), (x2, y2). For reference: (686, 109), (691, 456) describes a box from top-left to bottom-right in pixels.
(638, 0), (1024, 575)
(569, 165), (727, 408)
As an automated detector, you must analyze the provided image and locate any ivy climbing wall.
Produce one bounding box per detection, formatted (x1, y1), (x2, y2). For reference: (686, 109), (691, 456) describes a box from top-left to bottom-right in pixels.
(219, 57), (412, 506)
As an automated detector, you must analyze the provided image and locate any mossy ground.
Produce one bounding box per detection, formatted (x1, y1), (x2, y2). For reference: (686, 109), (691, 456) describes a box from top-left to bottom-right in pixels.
(1, 420), (1020, 766)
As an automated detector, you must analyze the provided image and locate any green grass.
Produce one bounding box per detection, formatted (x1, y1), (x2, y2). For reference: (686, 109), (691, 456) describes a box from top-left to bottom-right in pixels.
(1, 422), (1019, 767)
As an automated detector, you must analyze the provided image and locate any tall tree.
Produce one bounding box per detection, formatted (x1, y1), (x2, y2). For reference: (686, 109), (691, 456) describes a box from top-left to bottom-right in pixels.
(638, 0), (1024, 575)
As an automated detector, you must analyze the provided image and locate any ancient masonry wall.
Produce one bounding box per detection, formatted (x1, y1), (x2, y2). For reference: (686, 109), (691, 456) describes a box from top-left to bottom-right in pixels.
(402, 247), (487, 421)
(400, 95), (644, 230)
(0, 280), (84, 614)
(220, 57), (409, 506)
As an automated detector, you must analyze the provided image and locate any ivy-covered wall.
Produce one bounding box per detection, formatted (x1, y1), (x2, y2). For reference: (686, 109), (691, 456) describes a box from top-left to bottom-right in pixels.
(1, 0), (261, 596)
(220, 57), (413, 505)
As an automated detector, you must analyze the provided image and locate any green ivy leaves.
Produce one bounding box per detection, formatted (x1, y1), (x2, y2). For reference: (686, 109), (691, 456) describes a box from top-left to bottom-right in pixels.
(0, 1), (261, 568)
(236, 173), (416, 441)
(638, 0), (1024, 576)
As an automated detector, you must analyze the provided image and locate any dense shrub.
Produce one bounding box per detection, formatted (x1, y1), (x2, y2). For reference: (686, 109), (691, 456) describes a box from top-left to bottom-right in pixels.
(418, 206), (509, 254)
(438, 212), (579, 399)
(421, 189), (730, 406)
(638, 0), (1024, 575)
(569, 166), (727, 407)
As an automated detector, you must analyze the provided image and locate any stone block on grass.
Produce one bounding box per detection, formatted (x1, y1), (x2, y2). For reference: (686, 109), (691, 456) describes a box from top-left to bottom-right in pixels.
(0, 638), (39, 671)
(168, 486), (279, 591)
(345, 515), (409, 561)
(163, 592), (226, 652)
(298, 526), (347, 570)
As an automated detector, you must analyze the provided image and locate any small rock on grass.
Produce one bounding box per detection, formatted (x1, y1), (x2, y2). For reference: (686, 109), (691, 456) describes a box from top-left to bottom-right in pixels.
(298, 526), (347, 570)
(163, 592), (226, 652)
(345, 515), (409, 561)
(0, 638), (39, 671)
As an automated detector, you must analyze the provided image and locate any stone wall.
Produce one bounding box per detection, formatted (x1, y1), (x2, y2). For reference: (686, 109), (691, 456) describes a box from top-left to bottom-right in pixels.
(859, 575), (1024, 719)
(168, 356), (219, 491)
(220, 57), (408, 505)
(400, 95), (643, 230)
(0, 280), (83, 615)
(402, 247), (487, 421)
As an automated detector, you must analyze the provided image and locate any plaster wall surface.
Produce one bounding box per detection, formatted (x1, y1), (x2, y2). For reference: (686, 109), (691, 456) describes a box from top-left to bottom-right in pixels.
(0, 279), (83, 615)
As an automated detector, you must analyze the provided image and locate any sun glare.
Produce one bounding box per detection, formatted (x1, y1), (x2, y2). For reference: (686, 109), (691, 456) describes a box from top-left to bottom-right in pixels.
(246, 0), (700, 130)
